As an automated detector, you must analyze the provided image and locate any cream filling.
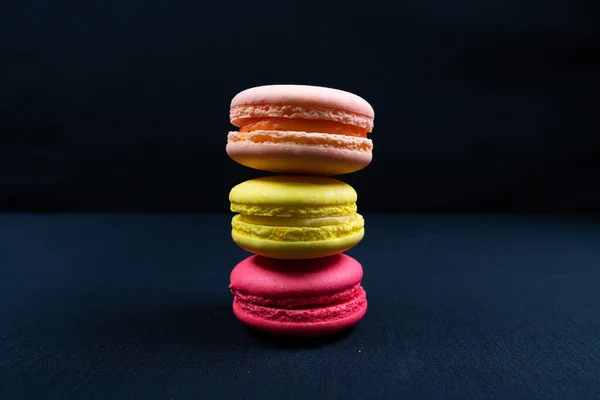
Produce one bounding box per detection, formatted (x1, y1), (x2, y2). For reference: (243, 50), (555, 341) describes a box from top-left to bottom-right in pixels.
(239, 214), (357, 227)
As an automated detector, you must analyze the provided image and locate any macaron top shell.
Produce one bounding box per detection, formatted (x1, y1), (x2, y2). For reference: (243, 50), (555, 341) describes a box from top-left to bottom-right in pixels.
(231, 85), (374, 118)
(229, 175), (357, 217)
(230, 85), (374, 131)
(229, 254), (363, 298)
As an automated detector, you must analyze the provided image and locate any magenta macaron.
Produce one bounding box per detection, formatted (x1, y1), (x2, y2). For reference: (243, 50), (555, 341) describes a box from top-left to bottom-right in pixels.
(229, 253), (368, 336)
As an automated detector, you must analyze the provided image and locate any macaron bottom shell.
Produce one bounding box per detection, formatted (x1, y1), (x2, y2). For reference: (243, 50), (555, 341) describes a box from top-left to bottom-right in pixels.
(232, 287), (368, 337)
(233, 300), (367, 337)
(232, 229), (364, 259)
(226, 132), (372, 176)
(231, 214), (365, 259)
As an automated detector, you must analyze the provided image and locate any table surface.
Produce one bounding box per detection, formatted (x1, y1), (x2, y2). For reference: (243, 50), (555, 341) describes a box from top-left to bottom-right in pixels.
(1, 214), (600, 399)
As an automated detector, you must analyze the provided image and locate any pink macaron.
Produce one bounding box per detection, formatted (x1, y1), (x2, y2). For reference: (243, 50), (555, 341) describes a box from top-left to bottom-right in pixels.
(229, 253), (368, 336)
(226, 84), (374, 176)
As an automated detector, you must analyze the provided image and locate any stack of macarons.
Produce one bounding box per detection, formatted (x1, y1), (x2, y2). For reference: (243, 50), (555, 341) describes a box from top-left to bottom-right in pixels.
(226, 84), (374, 336)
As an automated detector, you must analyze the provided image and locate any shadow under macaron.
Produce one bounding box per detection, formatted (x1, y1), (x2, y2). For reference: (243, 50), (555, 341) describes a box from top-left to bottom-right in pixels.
(245, 326), (355, 349)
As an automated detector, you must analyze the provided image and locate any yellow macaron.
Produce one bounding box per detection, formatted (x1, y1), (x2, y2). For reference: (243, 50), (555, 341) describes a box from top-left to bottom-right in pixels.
(229, 175), (364, 259)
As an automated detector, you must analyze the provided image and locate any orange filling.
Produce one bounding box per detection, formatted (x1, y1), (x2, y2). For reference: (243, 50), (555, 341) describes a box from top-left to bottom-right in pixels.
(229, 131), (372, 151)
(239, 118), (368, 138)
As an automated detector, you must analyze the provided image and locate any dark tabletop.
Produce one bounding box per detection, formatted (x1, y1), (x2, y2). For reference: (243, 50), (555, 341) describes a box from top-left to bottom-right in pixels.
(1, 214), (600, 399)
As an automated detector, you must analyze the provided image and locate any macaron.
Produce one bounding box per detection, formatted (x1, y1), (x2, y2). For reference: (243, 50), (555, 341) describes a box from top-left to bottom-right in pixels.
(227, 84), (374, 176)
(229, 175), (364, 259)
(229, 254), (368, 336)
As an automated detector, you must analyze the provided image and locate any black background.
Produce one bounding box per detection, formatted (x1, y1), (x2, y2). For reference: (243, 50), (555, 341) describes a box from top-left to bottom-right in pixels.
(2, 0), (598, 214)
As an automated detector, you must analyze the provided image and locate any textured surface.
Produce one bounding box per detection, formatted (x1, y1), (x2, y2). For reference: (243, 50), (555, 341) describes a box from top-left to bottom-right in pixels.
(2, 214), (600, 398)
